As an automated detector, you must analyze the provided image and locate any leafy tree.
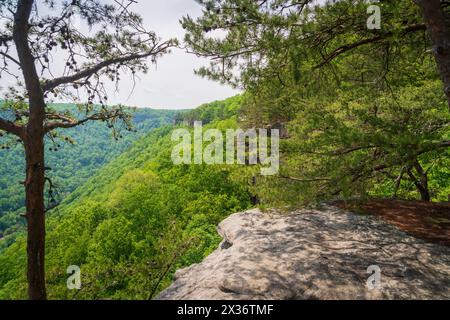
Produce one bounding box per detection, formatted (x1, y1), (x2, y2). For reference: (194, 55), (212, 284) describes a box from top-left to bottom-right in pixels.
(282, 80), (449, 202)
(182, 0), (450, 106)
(182, 0), (450, 202)
(0, 0), (175, 299)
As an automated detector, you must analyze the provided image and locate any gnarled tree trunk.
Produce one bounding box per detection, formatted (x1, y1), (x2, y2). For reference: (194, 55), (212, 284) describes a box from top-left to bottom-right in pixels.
(414, 0), (450, 109)
(407, 161), (431, 202)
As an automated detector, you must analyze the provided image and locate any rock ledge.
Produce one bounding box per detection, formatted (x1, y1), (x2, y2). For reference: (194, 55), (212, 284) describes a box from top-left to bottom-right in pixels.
(158, 206), (450, 300)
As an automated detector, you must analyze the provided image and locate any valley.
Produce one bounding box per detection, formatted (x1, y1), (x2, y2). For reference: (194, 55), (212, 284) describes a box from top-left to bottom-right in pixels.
(0, 0), (449, 302)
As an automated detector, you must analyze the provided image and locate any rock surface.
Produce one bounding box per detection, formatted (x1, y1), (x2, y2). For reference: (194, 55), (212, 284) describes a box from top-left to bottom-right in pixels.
(157, 206), (450, 300)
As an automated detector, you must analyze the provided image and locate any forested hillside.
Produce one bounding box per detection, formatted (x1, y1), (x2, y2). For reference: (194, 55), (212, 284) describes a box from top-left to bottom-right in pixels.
(1, 84), (447, 299)
(0, 104), (178, 242)
(0, 0), (449, 302)
(0, 96), (253, 299)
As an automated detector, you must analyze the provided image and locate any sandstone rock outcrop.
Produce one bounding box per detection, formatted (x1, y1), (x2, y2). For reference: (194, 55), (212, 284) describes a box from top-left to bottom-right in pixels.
(158, 206), (450, 300)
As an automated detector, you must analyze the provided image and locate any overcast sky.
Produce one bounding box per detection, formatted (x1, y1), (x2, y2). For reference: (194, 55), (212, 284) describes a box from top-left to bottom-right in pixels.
(102, 0), (320, 109)
(104, 0), (239, 110)
(2, 1), (330, 110)
(0, 1), (238, 110)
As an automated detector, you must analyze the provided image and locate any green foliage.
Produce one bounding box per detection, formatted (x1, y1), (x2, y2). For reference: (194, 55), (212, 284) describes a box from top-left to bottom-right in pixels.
(278, 80), (450, 202)
(0, 98), (252, 299)
(0, 104), (177, 240)
(178, 95), (242, 125)
(1, 0), (450, 301)
(183, 0), (450, 204)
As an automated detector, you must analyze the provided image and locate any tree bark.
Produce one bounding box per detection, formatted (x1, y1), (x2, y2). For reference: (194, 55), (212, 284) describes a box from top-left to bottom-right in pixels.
(416, 182), (431, 202)
(414, 0), (450, 109)
(407, 164), (431, 202)
(24, 134), (46, 300)
(13, 0), (48, 300)
(413, 160), (431, 202)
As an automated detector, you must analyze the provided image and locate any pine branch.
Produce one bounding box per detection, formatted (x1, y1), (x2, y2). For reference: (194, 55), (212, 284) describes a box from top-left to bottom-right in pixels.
(43, 109), (125, 132)
(0, 117), (24, 137)
(42, 42), (173, 92)
(314, 24), (427, 69)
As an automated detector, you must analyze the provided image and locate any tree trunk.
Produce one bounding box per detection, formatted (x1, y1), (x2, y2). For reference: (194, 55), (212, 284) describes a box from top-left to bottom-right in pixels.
(418, 187), (431, 202)
(12, 0), (48, 299)
(414, 160), (431, 202)
(24, 132), (46, 300)
(414, 0), (450, 109)
(407, 162), (431, 202)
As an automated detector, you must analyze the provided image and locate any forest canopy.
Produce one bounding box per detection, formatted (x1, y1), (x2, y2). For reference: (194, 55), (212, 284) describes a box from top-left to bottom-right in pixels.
(0, 103), (177, 243)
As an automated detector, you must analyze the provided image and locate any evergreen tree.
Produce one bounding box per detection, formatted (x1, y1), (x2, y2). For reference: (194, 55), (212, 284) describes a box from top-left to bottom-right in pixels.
(0, 0), (175, 299)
